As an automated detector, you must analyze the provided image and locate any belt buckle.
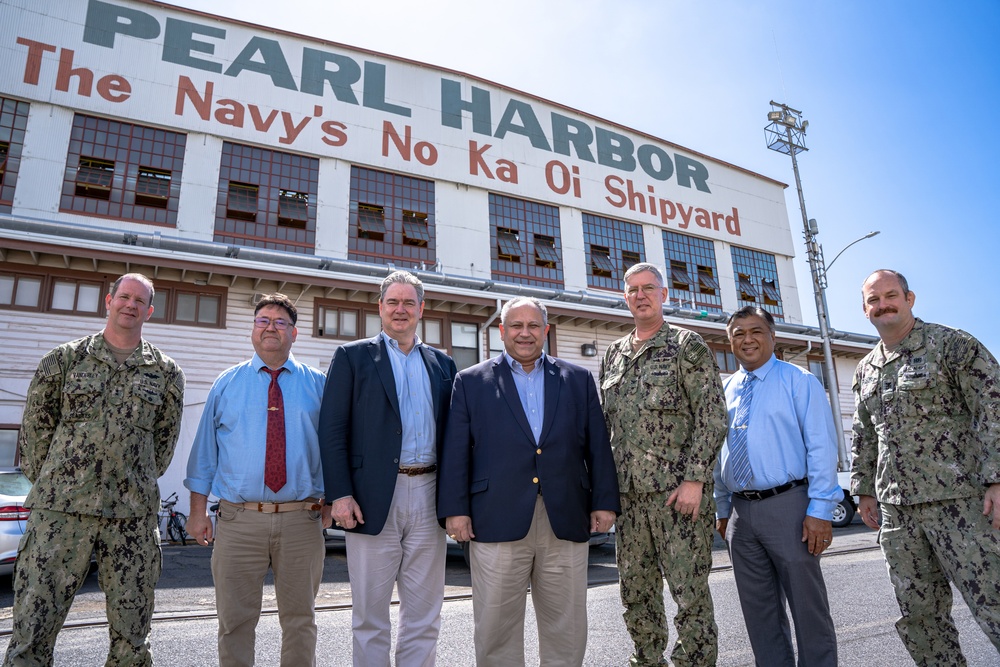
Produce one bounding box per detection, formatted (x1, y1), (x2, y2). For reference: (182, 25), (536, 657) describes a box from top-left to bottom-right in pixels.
(743, 489), (762, 501)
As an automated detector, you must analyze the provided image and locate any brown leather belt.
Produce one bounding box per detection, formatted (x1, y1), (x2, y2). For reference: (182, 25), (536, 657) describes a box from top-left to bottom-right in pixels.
(398, 465), (437, 476)
(221, 498), (323, 513)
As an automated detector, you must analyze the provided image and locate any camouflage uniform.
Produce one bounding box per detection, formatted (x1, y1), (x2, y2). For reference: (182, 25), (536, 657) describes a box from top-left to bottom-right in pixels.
(852, 319), (1000, 665)
(601, 323), (728, 667)
(4, 333), (185, 667)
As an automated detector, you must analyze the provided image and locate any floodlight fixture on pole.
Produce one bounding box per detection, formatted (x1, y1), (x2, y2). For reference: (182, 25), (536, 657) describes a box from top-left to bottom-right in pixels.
(765, 101), (849, 471)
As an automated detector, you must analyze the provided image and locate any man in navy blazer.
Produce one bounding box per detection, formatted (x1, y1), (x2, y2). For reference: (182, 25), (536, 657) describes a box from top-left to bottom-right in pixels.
(319, 270), (457, 667)
(438, 296), (620, 667)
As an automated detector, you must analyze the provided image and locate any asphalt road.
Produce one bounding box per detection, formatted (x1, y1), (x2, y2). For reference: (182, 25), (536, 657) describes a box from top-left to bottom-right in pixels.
(1, 520), (997, 665)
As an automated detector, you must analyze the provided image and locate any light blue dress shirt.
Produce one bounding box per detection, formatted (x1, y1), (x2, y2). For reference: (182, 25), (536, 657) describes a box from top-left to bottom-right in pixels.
(714, 354), (841, 521)
(382, 332), (436, 466)
(185, 352), (326, 503)
(504, 351), (546, 443)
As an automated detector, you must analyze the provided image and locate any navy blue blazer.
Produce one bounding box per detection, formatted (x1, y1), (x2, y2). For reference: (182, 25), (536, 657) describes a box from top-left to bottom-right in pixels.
(437, 354), (620, 543)
(318, 336), (456, 535)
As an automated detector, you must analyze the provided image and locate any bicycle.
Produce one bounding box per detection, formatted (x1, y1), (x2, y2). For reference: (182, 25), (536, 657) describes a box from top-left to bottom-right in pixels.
(159, 491), (188, 546)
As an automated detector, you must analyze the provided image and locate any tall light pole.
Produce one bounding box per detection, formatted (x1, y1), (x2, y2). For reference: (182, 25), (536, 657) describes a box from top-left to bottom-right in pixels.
(764, 101), (848, 470)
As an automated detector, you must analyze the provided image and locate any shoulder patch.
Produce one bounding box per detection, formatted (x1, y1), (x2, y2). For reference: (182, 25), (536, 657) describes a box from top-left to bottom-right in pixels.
(37, 351), (63, 379)
(683, 339), (710, 365)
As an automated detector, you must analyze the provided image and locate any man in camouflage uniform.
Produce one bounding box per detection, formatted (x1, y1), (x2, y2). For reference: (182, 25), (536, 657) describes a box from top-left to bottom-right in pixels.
(3, 273), (185, 667)
(600, 263), (728, 667)
(852, 269), (1000, 665)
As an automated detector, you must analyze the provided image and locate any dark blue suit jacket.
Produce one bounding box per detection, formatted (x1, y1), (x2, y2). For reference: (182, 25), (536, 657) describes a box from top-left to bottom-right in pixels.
(437, 354), (620, 543)
(318, 335), (456, 535)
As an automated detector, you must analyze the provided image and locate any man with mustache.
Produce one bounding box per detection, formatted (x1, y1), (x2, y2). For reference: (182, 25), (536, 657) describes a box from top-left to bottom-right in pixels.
(852, 269), (1000, 665)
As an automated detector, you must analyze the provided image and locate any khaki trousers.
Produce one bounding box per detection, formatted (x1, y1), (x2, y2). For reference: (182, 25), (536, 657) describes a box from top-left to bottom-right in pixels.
(212, 501), (325, 667)
(470, 496), (589, 667)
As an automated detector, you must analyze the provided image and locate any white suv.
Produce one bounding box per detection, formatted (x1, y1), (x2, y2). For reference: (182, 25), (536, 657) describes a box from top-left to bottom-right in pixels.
(833, 471), (859, 528)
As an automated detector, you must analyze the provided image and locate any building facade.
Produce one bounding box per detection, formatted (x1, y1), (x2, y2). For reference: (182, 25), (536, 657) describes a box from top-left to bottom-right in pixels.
(0, 0), (875, 510)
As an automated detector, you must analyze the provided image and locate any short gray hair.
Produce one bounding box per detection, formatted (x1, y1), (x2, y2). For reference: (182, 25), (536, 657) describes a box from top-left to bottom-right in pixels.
(500, 296), (548, 327)
(380, 270), (424, 303)
(623, 262), (664, 288)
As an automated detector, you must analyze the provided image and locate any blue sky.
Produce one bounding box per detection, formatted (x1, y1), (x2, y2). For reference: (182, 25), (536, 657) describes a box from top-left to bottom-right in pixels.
(170, 0), (1000, 353)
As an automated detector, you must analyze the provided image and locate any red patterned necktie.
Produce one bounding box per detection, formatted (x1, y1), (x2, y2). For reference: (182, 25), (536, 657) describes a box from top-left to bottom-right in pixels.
(263, 367), (286, 492)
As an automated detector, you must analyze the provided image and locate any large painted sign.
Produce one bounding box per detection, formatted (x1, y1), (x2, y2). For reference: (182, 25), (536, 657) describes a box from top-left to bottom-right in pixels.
(0, 0), (792, 251)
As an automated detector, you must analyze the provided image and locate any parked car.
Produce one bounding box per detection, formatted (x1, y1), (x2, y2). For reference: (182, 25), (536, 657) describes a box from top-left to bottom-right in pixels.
(0, 467), (32, 576)
(833, 471), (859, 528)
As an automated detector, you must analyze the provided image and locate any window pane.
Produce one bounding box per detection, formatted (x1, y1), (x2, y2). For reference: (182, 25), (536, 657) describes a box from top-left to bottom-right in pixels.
(423, 319), (442, 345)
(451, 347), (478, 371)
(489, 327), (503, 355)
(150, 291), (167, 320)
(365, 313), (382, 337)
(15, 277), (41, 307)
(340, 310), (358, 337)
(197, 295), (219, 323)
(0, 276), (13, 305)
(323, 309), (338, 336)
(451, 322), (478, 348)
(176, 293), (196, 321)
(51, 281), (76, 310)
(77, 283), (102, 312)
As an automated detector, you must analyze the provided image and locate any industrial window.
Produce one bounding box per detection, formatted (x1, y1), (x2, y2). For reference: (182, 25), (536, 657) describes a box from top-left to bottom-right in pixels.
(135, 167), (171, 208)
(490, 194), (563, 288)
(402, 211), (430, 247)
(583, 213), (645, 291)
(278, 189), (309, 228)
(698, 267), (720, 293)
(61, 114), (184, 225)
(357, 204), (386, 240)
(226, 183), (258, 221)
(670, 260), (692, 291)
(534, 234), (559, 268)
(0, 142), (7, 188)
(215, 142), (318, 254)
(147, 283), (226, 328)
(731, 246), (783, 320)
(621, 250), (641, 274)
(496, 228), (522, 262)
(0, 96), (30, 214)
(349, 166), (436, 268)
(75, 157), (114, 200)
(662, 231), (722, 313)
(590, 245), (614, 278)
(737, 273), (758, 300)
(761, 278), (781, 306)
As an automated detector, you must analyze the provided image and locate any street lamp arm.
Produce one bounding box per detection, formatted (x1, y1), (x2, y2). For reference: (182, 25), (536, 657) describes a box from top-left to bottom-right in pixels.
(827, 231), (880, 272)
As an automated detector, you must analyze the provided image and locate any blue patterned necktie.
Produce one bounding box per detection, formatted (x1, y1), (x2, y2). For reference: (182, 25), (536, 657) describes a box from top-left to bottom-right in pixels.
(729, 372), (757, 489)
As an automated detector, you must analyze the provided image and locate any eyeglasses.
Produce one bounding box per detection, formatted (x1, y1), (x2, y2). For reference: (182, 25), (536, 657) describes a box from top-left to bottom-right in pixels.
(253, 317), (291, 330)
(625, 284), (661, 297)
